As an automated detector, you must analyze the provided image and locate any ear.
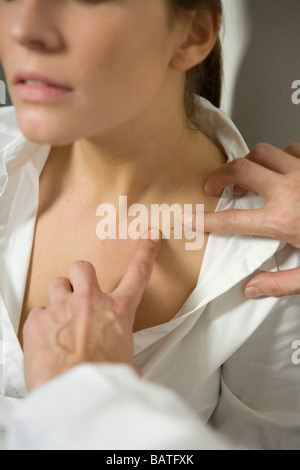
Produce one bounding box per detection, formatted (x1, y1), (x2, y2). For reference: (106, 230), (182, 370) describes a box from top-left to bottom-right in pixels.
(170, 10), (221, 72)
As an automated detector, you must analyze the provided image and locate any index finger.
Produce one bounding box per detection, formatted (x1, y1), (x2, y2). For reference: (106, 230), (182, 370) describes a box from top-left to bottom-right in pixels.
(204, 208), (278, 238)
(113, 230), (162, 315)
(244, 143), (300, 174)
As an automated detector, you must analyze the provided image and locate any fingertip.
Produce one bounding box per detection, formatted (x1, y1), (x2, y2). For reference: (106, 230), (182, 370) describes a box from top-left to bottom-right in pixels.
(245, 268), (300, 298)
(69, 260), (95, 273)
(181, 212), (194, 230)
(182, 211), (204, 232)
(244, 286), (264, 299)
(141, 229), (162, 244)
(204, 183), (222, 196)
(68, 261), (98, 285)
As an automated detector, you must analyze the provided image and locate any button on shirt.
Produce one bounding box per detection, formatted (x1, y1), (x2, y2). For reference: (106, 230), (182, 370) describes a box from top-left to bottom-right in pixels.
(0, 98), (299, 450)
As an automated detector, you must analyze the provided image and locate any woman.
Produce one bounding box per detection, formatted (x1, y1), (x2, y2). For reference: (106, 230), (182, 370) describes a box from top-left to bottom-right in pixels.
(0, 0), (299, 449)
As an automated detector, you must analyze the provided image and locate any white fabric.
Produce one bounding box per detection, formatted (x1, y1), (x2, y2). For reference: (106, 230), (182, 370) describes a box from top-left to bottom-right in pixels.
(0, 98), (299, 450)
(7, 363), (233, 450)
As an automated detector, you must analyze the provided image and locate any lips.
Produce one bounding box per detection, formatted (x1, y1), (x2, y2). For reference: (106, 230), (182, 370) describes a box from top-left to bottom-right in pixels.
(20, 79), (65, 88)
(13, 71), (73, 102)
(14, 71), (72, 90)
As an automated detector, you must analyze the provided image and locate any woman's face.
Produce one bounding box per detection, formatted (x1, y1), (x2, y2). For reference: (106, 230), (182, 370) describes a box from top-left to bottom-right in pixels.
(0, 0), (185, 145)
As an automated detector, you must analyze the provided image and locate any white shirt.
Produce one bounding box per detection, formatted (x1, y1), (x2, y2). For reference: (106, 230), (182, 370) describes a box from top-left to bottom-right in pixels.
(0, 98), (299, 450)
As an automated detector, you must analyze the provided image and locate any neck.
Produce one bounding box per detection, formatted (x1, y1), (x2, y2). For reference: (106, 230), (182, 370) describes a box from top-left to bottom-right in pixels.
(50, 88), (205, 206)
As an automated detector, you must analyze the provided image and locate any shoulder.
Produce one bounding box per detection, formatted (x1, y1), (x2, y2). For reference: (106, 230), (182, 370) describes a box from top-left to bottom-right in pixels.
(0, 106), (22, 151)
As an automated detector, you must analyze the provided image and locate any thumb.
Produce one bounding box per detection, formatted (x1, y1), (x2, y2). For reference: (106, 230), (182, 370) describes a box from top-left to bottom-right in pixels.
(244, 267), (300, 298)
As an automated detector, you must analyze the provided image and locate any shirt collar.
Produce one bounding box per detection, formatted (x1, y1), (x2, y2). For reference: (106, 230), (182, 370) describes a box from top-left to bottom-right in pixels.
(0, 135), (50, 198)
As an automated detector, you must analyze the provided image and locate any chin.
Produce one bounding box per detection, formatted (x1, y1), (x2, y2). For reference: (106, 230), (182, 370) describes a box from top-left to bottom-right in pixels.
(14, 105), (78, 146)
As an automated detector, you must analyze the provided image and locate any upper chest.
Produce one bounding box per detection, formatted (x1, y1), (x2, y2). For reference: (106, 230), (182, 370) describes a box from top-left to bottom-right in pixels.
(18, 139), (224, 342)
(19, 192), (209, 341)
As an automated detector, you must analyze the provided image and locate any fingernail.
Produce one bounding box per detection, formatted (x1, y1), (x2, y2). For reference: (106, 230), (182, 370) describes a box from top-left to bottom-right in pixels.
(244, 287), (263, 299)
(182, 212), (194, 229)
(142, 229), (161, 243)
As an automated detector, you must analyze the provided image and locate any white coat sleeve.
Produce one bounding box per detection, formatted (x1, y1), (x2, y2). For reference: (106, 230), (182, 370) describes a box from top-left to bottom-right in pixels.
(6, 364), (233, 450)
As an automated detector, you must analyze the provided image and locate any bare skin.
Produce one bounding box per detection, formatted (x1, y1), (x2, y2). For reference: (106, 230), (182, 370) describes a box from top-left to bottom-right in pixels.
(18, 134), (226, 345)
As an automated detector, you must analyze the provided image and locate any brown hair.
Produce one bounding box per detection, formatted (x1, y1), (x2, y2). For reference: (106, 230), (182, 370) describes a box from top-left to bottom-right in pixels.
(170, 0), (223, 117)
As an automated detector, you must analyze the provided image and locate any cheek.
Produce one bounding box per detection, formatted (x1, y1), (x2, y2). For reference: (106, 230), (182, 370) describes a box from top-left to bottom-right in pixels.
(72, 26), (172, 127)
(0, 25), (11, 68)
(0, 6), (19, 60)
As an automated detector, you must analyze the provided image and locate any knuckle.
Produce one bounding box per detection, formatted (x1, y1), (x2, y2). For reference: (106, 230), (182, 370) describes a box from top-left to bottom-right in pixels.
(273, 181), (300, 217)
(284, 142), (300, 156)
(114, 295), (132, 315)
(75, 292), (96, 311)
(281, 177), (300, 195)
(264, 278), (286, 298)
(252, 142), (273, 159)
(221, 211), (238, 229)
(230, 158), (249, 174)
(265, 210), (290, 236)
(49, 276), (67, 290)
(130, 259), (152, 277)
(266, 208), (300, 247)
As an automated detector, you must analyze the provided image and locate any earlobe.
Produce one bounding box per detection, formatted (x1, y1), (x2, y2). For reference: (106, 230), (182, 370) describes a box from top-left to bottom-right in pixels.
(170, 10), (221, 72)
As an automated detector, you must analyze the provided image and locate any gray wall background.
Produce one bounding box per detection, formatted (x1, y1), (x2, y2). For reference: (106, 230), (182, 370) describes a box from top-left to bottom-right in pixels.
(221, 0), (300, 150)
(1, 0), (299, 148)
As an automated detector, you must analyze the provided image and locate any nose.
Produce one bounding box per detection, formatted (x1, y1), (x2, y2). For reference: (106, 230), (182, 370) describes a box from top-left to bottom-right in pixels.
(11, 0), (64, 53)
